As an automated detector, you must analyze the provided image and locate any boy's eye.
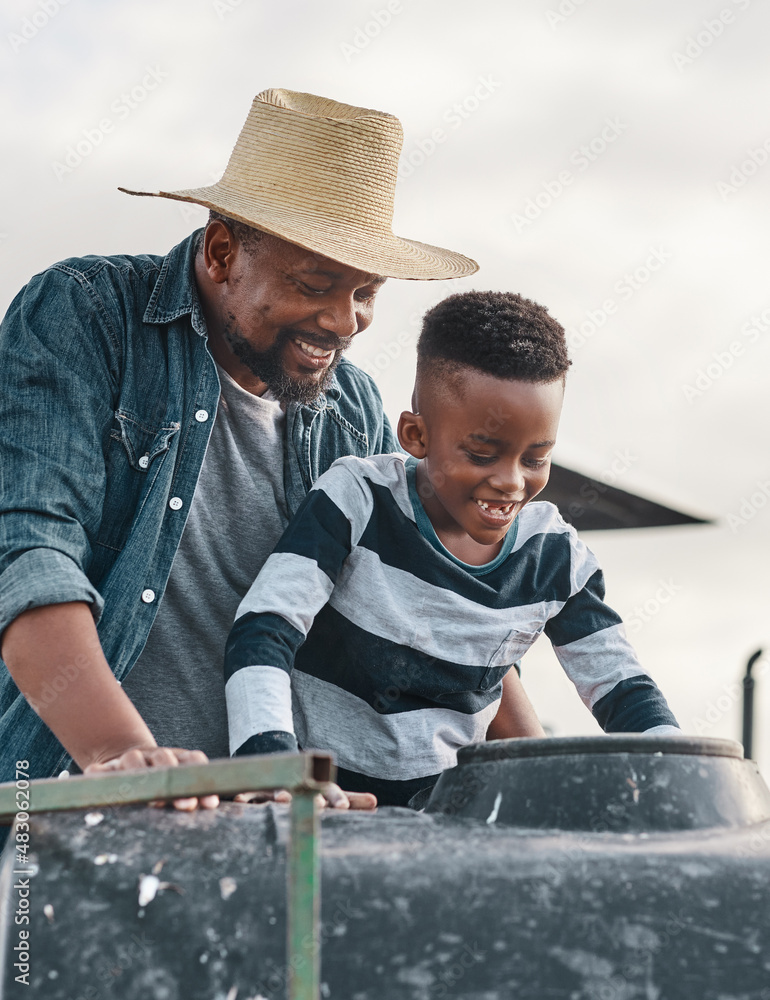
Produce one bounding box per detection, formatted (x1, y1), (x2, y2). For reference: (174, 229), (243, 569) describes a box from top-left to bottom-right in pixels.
(524, 457), (549, 469)
(466, 452), (497, 466)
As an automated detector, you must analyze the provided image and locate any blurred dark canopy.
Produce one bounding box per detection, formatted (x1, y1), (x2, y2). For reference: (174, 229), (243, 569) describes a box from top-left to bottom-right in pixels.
(541, 464), (709, 531)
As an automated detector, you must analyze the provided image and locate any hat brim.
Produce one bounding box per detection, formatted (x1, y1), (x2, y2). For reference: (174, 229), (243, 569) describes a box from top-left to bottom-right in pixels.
(119, 184), (479, 281)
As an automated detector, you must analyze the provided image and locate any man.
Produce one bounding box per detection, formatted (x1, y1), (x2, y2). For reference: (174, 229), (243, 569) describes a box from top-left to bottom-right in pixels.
(0, 89), (532, 811)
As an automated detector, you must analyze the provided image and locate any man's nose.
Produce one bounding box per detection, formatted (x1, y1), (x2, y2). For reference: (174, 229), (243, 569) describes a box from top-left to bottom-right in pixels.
(316, 294), (360, 338)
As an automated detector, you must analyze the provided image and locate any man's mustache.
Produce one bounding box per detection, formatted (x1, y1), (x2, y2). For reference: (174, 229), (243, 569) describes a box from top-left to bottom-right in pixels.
(281, 328), (354, 354)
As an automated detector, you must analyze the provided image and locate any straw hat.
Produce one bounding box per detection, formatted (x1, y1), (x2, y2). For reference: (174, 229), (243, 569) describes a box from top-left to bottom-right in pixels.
(120, 88), (479, 281)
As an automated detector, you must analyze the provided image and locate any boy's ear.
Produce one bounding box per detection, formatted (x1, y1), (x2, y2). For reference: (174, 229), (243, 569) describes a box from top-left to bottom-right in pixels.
(397, 410), (428, 459)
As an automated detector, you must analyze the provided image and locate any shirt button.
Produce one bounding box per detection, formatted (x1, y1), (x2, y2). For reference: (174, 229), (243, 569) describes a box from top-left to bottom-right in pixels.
(141, 589), (156, 604)
(168, 497), (183, 511)
(195, 409), (209, 422)
(138, 454), (149, 470)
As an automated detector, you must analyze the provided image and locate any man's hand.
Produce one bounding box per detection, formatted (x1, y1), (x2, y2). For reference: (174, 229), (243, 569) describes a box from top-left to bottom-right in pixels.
(84, 746), (219, 811)
(234, 782), (377, 811)
(2, 603), (165, 770)
(4, 604), (215, 809)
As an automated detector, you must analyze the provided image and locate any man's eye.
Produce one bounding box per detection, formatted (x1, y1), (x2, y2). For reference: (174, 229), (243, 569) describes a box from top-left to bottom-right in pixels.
(355, 288), (378, 302)
(296, 280), (329, 295)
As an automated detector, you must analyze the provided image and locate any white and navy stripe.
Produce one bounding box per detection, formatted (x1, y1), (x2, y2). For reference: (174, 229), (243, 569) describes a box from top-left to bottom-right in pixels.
(224, 453), (678, 805)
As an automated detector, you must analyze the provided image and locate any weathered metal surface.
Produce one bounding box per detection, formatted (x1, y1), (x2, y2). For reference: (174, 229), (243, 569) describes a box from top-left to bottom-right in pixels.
(288, 790), (320, 1000)
(0, 753), (331, 1000)
(2, 738), (769, 999)
(427, 735), (770, 832)
(0, 752), (333, 824)
(743, 649), (762, 760)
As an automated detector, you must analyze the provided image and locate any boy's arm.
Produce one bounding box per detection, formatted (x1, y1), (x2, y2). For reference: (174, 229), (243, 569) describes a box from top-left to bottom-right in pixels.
(544, 545), (680, 733)
(486, 667), (546, 740)
(224, 468), (370, 756)
(224, 474), (378, 809)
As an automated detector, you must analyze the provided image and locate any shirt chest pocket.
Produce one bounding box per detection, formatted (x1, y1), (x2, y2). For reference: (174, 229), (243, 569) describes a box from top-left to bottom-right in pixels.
(489, 626), (544, 669)
(96, 410), (180, 553)
(479, 626), (545, 691)
(111, 410), (181, 472)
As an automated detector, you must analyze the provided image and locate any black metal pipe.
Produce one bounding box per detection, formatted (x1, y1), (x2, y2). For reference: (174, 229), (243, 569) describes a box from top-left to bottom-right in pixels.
(743, 649), (763, 759)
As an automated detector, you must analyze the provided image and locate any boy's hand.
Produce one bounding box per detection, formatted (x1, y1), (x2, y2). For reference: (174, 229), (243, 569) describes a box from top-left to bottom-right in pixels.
(84, 746), (220, 811)
(234, 783), (377, 811)
(318, 783), (377, 810)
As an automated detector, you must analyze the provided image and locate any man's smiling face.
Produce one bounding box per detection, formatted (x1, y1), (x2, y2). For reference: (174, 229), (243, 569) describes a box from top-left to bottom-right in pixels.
(198, 222), (387, 403)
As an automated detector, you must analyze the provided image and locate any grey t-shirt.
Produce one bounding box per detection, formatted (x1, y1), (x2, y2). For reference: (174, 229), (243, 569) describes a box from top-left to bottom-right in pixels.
(122, 364), (290, 759)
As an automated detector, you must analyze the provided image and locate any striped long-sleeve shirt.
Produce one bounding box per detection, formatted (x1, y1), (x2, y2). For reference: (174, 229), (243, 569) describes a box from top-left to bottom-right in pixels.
(224, 453), (679, 806)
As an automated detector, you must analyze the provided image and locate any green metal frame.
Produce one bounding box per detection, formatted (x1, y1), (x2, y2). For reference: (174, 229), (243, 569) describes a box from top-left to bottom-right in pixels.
(0, 752), (332, 1000)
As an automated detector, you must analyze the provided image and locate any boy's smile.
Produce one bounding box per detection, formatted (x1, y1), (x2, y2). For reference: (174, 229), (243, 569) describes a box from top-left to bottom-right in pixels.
(398, 370), (564, 565)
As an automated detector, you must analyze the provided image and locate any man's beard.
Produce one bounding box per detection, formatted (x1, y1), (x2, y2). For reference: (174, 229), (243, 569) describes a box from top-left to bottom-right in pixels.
(227, 327), (348, 405)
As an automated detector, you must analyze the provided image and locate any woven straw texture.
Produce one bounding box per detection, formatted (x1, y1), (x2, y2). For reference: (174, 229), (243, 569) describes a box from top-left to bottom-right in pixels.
(121, 88), (478, 280)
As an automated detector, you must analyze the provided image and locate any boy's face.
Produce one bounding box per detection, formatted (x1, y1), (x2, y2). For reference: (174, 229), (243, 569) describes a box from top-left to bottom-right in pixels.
(398, 370), (564, 557)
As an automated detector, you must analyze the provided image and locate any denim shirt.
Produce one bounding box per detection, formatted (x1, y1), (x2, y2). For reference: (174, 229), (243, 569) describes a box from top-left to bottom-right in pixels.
(0, 231), (397, 780)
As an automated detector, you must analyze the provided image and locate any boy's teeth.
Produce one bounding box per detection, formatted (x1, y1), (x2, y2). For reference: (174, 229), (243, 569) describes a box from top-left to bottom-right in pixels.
(297, 339), (333, 358)
(475, 500), (514, 514)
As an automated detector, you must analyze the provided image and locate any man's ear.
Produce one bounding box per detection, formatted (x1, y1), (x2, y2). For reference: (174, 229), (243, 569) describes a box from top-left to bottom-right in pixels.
(202, 221), (237, 284)
(397, 410), (428, 458)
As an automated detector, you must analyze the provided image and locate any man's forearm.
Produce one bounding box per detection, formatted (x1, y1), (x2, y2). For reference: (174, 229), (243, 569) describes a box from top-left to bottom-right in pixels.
(1, 602), (157, 770)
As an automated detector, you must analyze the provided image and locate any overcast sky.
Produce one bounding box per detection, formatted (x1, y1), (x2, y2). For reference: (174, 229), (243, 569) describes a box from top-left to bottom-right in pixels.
(3, 0), (770, 771)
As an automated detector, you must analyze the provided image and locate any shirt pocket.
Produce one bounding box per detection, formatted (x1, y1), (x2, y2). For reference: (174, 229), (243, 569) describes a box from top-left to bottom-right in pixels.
(480, 626), (544, 689)
(95, 410), (180, 555)
(313, 407), (370, 475)
(111, 410), (180, 472)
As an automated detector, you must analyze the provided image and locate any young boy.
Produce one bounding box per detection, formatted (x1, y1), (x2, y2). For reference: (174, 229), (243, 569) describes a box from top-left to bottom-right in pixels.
(224, 291), (680, 807)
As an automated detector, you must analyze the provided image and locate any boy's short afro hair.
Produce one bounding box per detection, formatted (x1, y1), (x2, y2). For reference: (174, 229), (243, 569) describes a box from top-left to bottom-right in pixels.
(417, 291), (571, 384)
